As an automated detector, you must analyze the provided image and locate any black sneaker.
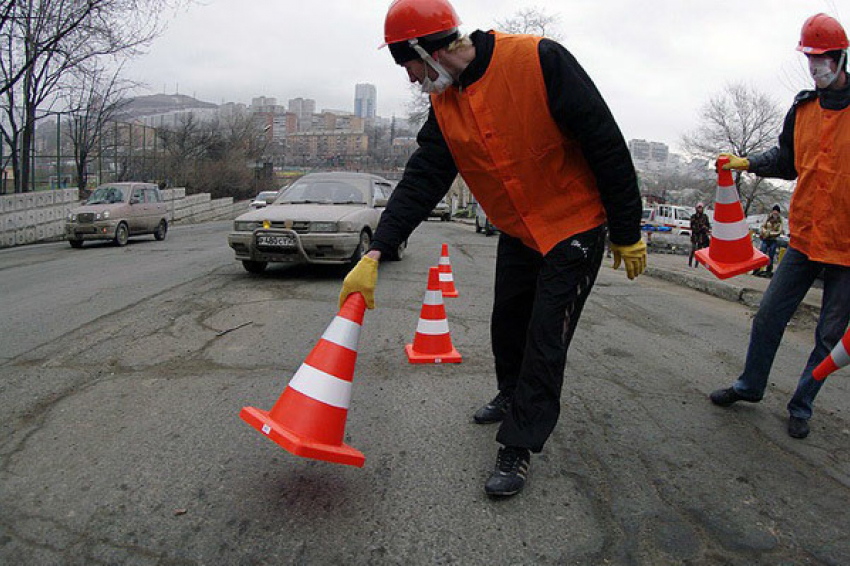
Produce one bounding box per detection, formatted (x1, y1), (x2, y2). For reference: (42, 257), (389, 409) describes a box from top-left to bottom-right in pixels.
(709, 387), (760, 407)
(788, 417), (810, 439)
(473, 391), (511, 424)
(484, 446), (530, 497)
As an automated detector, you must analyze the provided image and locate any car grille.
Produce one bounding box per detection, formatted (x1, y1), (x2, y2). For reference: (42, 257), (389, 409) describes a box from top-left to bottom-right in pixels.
(269, 221), (310, 234)
(78, 213), (95, 223)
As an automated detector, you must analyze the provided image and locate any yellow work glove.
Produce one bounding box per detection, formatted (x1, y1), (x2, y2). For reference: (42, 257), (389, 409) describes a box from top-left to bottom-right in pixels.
(610, 239), (647, 280)
(718, 152), (749, 171)
(339, 256), (378, 310)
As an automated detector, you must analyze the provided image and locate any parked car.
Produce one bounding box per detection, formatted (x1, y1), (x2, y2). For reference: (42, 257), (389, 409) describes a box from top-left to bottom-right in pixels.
(228, 172), (406, 274)
(642, 204), (695, 236)
(65, 182), (168, 248)
(250, 190), (280, 209)
(429, 198), (451, 221)
(474, 203), (497, 236)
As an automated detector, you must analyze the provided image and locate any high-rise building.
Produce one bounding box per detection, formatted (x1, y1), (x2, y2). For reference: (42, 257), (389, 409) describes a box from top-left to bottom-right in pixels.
(288, 98), (316, 131)
(354, 83), (377, 119)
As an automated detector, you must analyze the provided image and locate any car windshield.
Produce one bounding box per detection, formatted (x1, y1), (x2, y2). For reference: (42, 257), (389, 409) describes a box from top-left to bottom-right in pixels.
(642, 209), (652, 220)
(255, 191), (277, 201)
(279, 179), (367, 205)
(86, 186), (127, 205)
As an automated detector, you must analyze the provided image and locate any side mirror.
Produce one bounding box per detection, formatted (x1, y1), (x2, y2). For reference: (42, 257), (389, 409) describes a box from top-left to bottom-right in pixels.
(264, 195), (277, 204)
(374, 197), (388, 207)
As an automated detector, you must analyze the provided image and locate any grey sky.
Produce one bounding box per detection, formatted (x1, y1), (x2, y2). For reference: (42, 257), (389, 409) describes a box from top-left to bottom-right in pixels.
(124, 0), (845, 152)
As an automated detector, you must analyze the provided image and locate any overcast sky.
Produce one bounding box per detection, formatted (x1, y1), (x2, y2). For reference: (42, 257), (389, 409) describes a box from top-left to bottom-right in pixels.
(124, 0), (845, 152)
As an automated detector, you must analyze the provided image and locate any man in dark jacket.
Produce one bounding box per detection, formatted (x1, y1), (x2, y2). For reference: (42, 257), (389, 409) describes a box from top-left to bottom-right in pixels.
(688, 202), (711, 268)
(339, 0), (644, 496)
(710, 13), (850, 440)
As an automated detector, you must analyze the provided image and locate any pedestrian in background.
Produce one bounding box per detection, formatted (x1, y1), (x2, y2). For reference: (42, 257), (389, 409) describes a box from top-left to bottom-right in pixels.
(710, 13), (850, 440)
(338, 0), (645, 496)
(688, 202), (711, 268)
(754, 204), (783, 277)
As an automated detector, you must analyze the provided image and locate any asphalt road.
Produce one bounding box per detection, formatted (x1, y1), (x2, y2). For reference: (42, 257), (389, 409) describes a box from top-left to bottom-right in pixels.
(1, 220), (848, 565)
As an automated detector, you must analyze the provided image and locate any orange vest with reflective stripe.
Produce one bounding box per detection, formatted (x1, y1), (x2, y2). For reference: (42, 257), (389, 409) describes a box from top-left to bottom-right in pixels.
(792, 99), (850, 266)
(431, 32), (606, 255)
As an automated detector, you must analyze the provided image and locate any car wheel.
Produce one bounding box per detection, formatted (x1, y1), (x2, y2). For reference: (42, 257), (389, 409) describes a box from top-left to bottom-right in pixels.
(242, 260), (267, 273)
(442, 213), (451, 222)
(475, 218), (482, 233)
(114, 223), (129, 246)
(154, 220), (168, 241)
(349, 230), (371, 267)
(392, 239), (407, 261)
(68, 238), (83, 249)
(484, 221), (494, 237)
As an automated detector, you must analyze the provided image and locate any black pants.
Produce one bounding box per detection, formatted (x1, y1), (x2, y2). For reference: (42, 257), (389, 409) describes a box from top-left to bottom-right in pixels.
(492, 225), (606, 452)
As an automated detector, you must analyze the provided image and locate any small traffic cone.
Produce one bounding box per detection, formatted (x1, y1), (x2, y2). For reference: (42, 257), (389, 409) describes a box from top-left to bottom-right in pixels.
(813, 328), (850, 381)
(695, 157), (768, 279)
(239, 293), (367, 467)
(406, 266), (462, 364)
(437, 243), (459, 298)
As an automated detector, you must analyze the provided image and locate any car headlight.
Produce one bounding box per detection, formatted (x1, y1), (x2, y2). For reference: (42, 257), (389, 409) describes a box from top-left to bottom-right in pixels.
(102, 210), (110, 219)
(234, 221), (262, 231)
(310, 221), (338, 233)
(67, 213), (76, 222)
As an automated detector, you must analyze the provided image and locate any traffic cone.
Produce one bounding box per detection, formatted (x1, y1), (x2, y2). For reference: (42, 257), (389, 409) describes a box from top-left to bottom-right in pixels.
(695, 157), (769, 279)
(813, 328), (850, 381)
(239, 293), (367, 467)
(406, 266), (462, 364)
(437, 243), (459, 298)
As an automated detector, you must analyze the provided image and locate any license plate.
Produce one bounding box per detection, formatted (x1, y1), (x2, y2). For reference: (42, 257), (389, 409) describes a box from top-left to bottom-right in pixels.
(257, 234), (295, 248)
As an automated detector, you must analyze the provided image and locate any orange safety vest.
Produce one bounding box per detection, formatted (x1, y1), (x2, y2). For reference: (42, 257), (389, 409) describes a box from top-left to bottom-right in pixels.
(431, 32), (606, 255)
(791, 99), (850, 266)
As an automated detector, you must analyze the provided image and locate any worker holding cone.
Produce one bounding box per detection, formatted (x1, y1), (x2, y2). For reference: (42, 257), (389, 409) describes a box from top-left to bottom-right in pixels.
(710, 13), (850, 440)
(339, 0), (644, 497)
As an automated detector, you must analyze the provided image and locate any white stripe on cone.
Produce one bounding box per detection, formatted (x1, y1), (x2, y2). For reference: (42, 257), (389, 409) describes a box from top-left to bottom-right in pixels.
(439, 256), (450, 265)
(438, 273), (454, 282)
(716, 186), (741, 205)
(288, 364), (353, 409)
(321, 317), (361, 351)
(416, 318), (450, 335)
(712, 221), (750, 242)
(423, 290), (443, 306)
(832, 339), (850, 369)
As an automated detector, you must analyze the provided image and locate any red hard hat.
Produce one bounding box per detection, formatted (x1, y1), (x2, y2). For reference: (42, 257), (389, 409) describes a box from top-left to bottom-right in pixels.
(384, 0), (461, 46)
(797, 13), (849, 55)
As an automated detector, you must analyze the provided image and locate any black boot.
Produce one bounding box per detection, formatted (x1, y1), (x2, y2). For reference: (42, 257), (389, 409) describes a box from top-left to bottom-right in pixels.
(473, 391), (511, 424)
(788, 417), (810, 439)
(484, 446), (530, 497)
(709, 387), (760, 407)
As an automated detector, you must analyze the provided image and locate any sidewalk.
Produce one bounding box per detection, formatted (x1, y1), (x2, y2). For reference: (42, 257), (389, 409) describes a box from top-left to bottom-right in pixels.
(644, 250), (822, 322)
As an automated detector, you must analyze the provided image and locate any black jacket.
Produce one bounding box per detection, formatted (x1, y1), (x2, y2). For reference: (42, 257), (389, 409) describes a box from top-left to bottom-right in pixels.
(748, 80), (850, 179)
(371, 30), (642, 256)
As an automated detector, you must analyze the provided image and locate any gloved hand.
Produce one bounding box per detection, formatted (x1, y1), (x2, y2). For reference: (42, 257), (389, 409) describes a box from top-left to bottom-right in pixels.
(611, 239), (647, 280)
(718, 153), (749, 171)
(339, 256), (378, 310)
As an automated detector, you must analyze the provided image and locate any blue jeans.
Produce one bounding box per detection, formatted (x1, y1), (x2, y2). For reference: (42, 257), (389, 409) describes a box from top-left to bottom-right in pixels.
(734, 246), (850, 419)
(760, 239), (779, 271)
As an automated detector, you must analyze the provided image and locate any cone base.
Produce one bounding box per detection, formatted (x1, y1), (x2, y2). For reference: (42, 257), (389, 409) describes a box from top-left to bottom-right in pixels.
(441, 289), (459, 298)
(240, 406), (365, 467)
(695, 247), (769, 280)
(405, 343), (462, 364)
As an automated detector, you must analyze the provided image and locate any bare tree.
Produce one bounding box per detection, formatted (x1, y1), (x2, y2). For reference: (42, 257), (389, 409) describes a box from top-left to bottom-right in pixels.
(681, 83), (785, 215)
(62, 62), (133, 192)
(1, 0), (179, 192)
(494, 6), (562, 40)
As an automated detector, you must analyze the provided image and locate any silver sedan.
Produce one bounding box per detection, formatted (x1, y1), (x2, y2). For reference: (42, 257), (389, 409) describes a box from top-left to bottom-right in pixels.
(228, 172), (405, 274)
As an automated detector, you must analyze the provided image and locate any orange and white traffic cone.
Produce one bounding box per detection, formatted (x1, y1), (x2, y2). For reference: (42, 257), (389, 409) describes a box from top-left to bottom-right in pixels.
(239, 293), (367, 467)
(695, 157), (768, 279)
(813, 328), (850, 381)
(437, 242), (459, 298)
(406, 266), (462, 364)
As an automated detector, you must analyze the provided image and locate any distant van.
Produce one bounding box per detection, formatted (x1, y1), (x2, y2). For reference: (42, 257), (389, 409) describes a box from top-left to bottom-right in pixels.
(643, 204), (695, 236)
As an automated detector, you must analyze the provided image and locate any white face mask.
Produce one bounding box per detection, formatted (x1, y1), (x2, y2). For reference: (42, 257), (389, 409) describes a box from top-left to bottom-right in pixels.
(410, 41), (455, 94)
(809, 51), (846, 89)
